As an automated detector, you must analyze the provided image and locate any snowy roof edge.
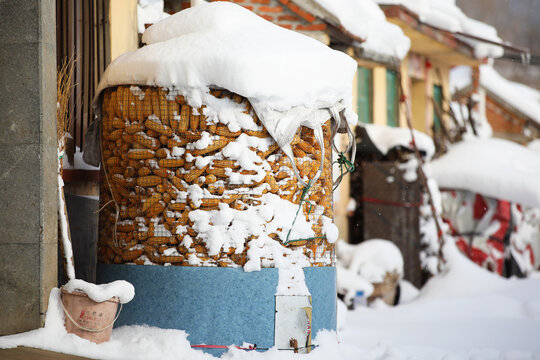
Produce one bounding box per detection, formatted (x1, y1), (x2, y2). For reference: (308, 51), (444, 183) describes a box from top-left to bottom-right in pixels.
(292, 0), (409, 62)
(378, 3), (506, 61)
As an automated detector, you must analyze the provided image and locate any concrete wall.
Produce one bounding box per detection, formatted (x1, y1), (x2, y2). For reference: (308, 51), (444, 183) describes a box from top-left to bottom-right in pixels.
(0, 0), (58, 334)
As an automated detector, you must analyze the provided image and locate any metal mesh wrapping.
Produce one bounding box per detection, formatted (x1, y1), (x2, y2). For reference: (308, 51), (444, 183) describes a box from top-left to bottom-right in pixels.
(98, 86), (334, 267)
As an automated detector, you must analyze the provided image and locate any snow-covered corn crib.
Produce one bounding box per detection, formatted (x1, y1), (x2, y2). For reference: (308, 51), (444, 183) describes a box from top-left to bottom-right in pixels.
(94, 1), (358, 354)
(96, 87), (339, 353)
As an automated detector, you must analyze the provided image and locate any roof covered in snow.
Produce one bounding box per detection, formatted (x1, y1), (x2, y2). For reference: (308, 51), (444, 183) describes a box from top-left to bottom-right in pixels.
(450, 65), (540, 125)
(300, 0), (411, 60)
(376, 0), (503, 59)
(429, 137), (540, 208)
(97, 2), (357, 113)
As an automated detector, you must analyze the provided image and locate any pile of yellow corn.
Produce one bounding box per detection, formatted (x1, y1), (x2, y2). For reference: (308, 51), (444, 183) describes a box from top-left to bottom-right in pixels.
(98, 86), (334, 267)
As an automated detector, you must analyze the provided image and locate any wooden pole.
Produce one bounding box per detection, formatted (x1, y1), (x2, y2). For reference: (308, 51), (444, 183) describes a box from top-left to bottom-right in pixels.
(396, 70), (446, 265)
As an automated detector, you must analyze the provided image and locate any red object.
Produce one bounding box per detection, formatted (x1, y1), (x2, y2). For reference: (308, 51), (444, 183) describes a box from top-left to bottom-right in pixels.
(191, 344), (257, 350)
(441, 191), (516, 276)
(473, 194), (488, 219)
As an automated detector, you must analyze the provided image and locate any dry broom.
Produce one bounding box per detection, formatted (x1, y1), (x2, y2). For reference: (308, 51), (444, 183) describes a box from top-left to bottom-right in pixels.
(57, 56), (77, 281)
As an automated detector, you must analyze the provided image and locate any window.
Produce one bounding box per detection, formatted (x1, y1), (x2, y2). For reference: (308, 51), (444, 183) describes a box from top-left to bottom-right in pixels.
(386, 69), (399, 127)
(433, 85), (443, 132)
(357, 67), (373, 124)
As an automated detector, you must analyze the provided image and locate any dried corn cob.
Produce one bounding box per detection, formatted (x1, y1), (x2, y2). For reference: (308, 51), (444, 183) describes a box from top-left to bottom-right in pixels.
(158, 158), (185, 168)
(191, 137), (231, 155)
(168, 137), (188, 148)
(215, 125), (241, 137)
(211, 159), (238, 168)
(158, 89), (169, 125)
(146, 201), (166, 218)
(137, 175), (162, 187)
(127, 149), (155, 160)
(142, 89), (153, 118)
(134, 132), (159, 150)
(145, 119), (173, 137)
(143, 193), (162, 212)
(184, 165), (208, 183)
(122, 248), (144, 262)
(189, 110), (199, 130)
(178, 105), (190, 132)
(155, 148), (168, 158)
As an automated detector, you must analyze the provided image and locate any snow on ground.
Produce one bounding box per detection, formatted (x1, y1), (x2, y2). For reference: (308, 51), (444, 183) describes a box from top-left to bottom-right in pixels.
(529, 139), (540, 153)
(2, 241), (540, 359)
(339, 242), (540, 359)
(429, 137), (540, 209)
(337, 239), (404, 284)
(375, 0), (503, 58)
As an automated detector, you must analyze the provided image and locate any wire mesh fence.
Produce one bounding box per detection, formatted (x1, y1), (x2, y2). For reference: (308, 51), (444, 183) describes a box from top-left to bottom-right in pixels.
(98, 85), (335, 267)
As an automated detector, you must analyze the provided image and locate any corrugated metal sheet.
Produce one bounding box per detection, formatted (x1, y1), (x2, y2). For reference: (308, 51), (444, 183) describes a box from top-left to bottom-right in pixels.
(56, 0), (110, 160)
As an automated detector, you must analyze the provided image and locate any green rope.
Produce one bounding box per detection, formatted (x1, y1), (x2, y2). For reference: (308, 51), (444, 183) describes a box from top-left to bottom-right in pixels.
(284, 236), (326, 245)
(283, 152), (355, 246)
(333, 151), (355, 191)
(284, 180), (324, 246)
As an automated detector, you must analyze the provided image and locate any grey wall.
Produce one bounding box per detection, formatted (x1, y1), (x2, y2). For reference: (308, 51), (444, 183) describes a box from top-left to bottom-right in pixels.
(0, 0), (58, 334)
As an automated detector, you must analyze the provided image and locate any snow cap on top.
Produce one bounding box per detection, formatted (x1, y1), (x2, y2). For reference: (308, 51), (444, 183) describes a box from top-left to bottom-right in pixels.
(97, 1), (357, 112)
(311, 0), (410, 59)
(63, 279), (135, 304)
(429, 138), (540, 208)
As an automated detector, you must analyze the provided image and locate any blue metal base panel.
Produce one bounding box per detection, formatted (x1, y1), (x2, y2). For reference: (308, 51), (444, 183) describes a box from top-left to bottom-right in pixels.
(97, 265), (335, 354)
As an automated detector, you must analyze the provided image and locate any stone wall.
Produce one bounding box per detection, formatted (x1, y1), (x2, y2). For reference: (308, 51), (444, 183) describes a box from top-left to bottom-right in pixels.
(0, 0), (58, 334)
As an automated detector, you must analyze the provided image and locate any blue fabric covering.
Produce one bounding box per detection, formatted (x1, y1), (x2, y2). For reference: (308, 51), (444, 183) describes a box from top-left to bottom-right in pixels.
(97, 265), (335, 355)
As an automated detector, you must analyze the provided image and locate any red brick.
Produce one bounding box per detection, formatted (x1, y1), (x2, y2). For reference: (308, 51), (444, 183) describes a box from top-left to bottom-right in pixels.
(243, 5), (254, 10)
(259, 14), (274, 21)
(278, 1), (316, 23)
(259, 5), (283, 12)
(277, 14), (298, 21)
(295, 23), (326, 31)
(250, 0), (271, 3)
(277, 24), (293, 29)
(233, 0), (245, 3)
